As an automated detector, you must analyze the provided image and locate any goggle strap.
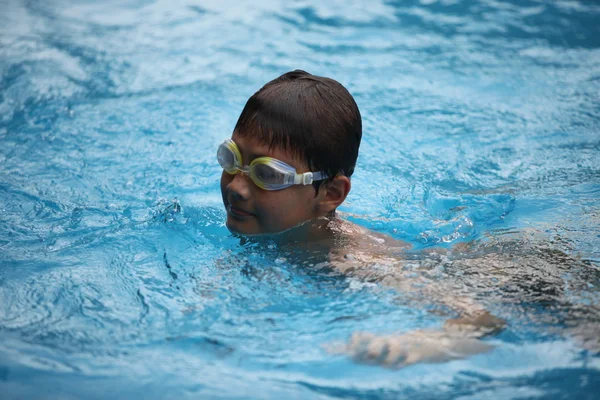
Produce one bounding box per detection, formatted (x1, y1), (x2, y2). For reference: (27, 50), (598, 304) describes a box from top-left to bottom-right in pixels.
(293, 171), (328, 185)
(312, 171), (328, 181)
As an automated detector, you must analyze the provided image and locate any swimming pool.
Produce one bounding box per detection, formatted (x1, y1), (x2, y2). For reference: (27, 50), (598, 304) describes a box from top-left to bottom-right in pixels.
(1, 0), (599, 398)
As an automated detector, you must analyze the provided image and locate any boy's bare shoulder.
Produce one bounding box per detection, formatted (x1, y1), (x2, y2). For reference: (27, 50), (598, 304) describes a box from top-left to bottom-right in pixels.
(331, 217), (410, 250)
(325, 217), (411, 273)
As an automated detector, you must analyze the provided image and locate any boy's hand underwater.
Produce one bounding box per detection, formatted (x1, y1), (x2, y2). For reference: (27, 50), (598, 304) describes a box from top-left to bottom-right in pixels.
(328, 310), (504, 368)
(334, 329), (494, 368)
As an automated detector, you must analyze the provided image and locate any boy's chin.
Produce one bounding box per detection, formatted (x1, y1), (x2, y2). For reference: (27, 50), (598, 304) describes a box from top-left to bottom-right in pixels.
(225, 215), (285, 237)
(226, 216), (263, 236)
(226, 216), (318, 241)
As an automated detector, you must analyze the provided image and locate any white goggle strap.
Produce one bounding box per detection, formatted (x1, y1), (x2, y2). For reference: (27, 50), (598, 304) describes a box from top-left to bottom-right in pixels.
(293, 171), (328, 185)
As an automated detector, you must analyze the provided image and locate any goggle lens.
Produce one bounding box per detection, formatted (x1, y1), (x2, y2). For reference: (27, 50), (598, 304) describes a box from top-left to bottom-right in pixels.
(250, 162), (287, 188)
(217, 143), (238, 174)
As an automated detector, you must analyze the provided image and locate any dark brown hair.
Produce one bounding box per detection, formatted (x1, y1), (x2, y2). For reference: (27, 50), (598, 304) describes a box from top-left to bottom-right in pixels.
(234, 70), (362, 189)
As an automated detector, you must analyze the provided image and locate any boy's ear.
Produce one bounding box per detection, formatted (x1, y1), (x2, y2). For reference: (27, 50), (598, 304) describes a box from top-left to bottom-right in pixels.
(318, 175), (351, 214)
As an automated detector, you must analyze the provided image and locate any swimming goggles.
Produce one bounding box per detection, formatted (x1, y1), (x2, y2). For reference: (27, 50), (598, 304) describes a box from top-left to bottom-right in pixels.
(217, 139), (328, 191)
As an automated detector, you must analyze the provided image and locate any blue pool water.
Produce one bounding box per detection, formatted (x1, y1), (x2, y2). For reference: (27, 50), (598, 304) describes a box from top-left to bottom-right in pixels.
(1, 0), (600, 398)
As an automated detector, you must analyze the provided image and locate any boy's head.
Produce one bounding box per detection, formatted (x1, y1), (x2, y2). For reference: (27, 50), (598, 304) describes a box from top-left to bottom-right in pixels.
(220, 70), (362, 235)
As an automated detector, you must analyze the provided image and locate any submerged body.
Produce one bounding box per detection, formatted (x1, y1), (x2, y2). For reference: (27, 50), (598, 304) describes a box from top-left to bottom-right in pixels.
(234, 215), (506, 367)
(235, 215), (599, 367)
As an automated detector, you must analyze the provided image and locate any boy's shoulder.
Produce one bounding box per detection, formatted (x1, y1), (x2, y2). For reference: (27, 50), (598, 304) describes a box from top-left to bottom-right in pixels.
(332, 216), (410, 249)
(325, 217), (411, 273)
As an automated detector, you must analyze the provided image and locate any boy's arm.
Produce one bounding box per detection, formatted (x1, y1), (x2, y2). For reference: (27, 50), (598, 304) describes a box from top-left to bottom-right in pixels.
(326, 221), (505, 367)
(331, 291), (504, 368)
(329, 290), (504, 368)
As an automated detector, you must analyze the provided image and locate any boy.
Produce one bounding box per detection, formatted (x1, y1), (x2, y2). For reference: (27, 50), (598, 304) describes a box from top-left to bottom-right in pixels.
(217, 70), (502, 367)
(218, 69), (359, 238)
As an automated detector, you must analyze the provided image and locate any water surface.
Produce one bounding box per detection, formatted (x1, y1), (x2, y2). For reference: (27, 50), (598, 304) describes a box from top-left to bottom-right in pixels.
(1, 0), (600, 398)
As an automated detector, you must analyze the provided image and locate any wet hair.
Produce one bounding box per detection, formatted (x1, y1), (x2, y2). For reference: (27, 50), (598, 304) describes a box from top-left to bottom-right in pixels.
(234, 70), (362, 190)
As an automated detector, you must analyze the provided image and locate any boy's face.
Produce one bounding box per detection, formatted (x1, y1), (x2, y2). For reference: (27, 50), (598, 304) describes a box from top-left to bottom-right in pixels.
(220, 132), (324, 235)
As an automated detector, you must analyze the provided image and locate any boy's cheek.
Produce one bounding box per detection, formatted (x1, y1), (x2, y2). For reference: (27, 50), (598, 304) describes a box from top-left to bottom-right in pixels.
(220, 173), (233, 203)
(259, 193), (309, 230)
(220, 172), (230, 191)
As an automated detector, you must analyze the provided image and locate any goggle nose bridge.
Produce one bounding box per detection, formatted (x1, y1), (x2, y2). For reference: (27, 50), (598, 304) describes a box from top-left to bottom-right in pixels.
(233, 164), (252, 175)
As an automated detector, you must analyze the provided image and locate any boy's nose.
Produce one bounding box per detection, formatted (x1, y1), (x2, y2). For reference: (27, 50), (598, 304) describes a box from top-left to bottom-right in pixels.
(227, 172), (252, 201)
